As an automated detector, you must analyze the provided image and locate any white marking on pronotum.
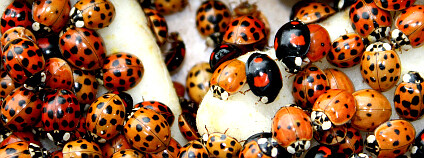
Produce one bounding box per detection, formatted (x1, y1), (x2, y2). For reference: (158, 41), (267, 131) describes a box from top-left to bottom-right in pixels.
(32, 22), (40, 31)
(367, 135), (376, 143)
(295, 57), (302, 66)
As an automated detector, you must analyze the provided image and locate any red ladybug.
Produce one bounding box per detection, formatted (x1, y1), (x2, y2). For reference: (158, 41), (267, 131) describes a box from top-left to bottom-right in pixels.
(42, 58), (74, 90)
(0, 86), (43, 131)
(0, 142), (48, 157)
(311, 89), (356, 131)
(394, 71), (424, 121)
(144, 8), (168, 46)
(134, 101), (174, 126)
(32, 0), (71, 34)
(0, 71), (20, 100)
(246, 53), (282, 104)
(1, 26), (36, 48)
(292, 64), (330, 110)
(2, 38), (45, 84)
(375, 0), (415, 11)
(86, 93), (126, 143)
(274, 20), (310, 73)
(222, 15), (267, 52)
(59, 26), (106, 70)
(0, 131), (41, 147)
(391, 5), (424, 50)
(209, 44), (243, 71)
(365, 120), (415, 157)
(69, 0), (116, 29)
(306, 24), (331, 62)
(41, 89), (80, 145)
(37, 35), (61, 60)
(272, 105), (313, 155)
(102, 52), (144, 91)
(327, 33), (365, 68)
(0, 0), (33, 34)
(72, 69), (99, 106)
(101, 134), (132, 158)
(349, 0), (392, 43)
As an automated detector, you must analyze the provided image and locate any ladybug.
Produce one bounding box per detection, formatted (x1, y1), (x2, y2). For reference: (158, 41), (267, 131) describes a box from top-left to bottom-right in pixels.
(124, 107), (171, 153)
(304, 145), (334, 158)
(209, 44), (243, 71)
(290, 1), (336, 24)
(351, 89), (391, 132)
(365, 120), (415, 157)
(32, 0), (71, 34)
(313, 124), (347, 145)
(101, 134), (132, 158)
(394, 71), (424, 121)
(375, 0), (415, 11)
(195, 0), (231, 46)
(274, 20), (310, 73)
(2, 38), (45, 84)
(210, 59), (246, 100)
(75, 115), (87, 139)
(165, 32), (186, 72)
(0, 142), (47, 158)
(324, 68), (355, 94)
(233, 1), (270, 40)
(134, 100), (175, 126)
(41, 89), (80, 145)
(246, 53), (283, 104)
(144, 8), (168, 46)
(59, 26), (106, 70)
(391, 5), (424, 50)
(186, 62), (213, 104)
(102, 52), (144, 91)
(63, 139), (102, 158)
(111, 149), (144, 158)
(86, 93), (126, 143)
(72, 69), (99, 106)
(222, 15), (267, 52)
(411, 128), (424, 158)
(306, 24), (331, 62)
(69, 0), (116, 29)
(311, 89), (356, 131)
(272, 105), (313, 155)
(327, 33), (365, 68)
(31, 121), (45, 138)
(147, 137), (181, 158)
(1, 26), (36, 48)
(178, 111), (200, 141)
(0, 131), (41, 147)
(0, 71), (20, 100)
(292, 64), (330, 110)
(153, 0), (188, 15)
(0, 86), (43, 131)
(0, 0), (33, 34)
(334, 124), (364, 157)
(109, 90), (133, 117)
(239, 132), (291, 158)
(37, 35), (61, 60)
(177, 140), (209, 158)
(201, 132), (242, 158)
(173, 81), (185, 97)
(51, 150), (63, 158)
(349, 0), (392, 43)
(360, 42), (401, 92)
(42, 58), (74, 90)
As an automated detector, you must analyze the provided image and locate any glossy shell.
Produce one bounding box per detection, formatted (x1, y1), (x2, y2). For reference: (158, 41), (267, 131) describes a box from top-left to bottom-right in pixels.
(394, 71), (424, 120)
(134, 101), (175, 126)
(324, 68), (355, 93)
(177, 140), (209, 158)
(43, 58), (73, 90)
(102, 52), (144, 91)
(101, 134), (132, 158)
(312, 89), (356, 126)
(210, 59), (246, 100)
(392, 5), (424, 48)
(70, 0), (116, 29)
(147, 137), (181, 158)
(0, 0), (33, 34)
(291, 1), (336, 24)
(246, 53), (282, 104)
(327, 33), (364, 68)
(360, 43), (401, 92)
(32, 0), (70, 33)
(1, 27), (36, 47)
(144, 8), (168, 46)
(72, 69), (99, 105)
(222, 16), (266, 47)
(374, 0), (415, 11)
(178, 112), (200, 141)
(186, 62), (213, 104)
(313, 124), (347, 145)
(203, 133), (242, 158)
(209, 44), (243, 71)
(334, 124), (364, 157)
(351, 89), (391, 132)
(111, 149), (144, 158)
(195, 0), (231, 37)
(292, 64), (329, 110)
(0, 71), (20, 100)
(306, 24), (331, 62)
(62, 139), (102, 158)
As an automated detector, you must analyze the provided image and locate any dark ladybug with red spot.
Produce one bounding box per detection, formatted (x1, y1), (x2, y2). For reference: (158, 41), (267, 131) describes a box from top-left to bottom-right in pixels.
(411, 128), (424, 158)
(0, 0), (33, 34)
(274, 20), (310, 73)
(41, 89), (81, 145)
(246, 53), (282, 104)
(304, 145), (335, 158)
(209, 44), (243, 71)
(239, 132), (291, 158)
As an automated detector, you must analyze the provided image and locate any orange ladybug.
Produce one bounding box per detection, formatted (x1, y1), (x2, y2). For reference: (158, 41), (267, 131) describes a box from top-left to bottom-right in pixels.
(394, 71), (424, 121)
(365, 120), (415, 157)
(291, 1), (336, 24)
(210, 59), (246, 100)
(306, 24), (331, 62)
(360, 42), (401, 92)
(222, 16), (267, 52)
(327, 33), (365, 68)
(324, 68), (355, 93)
(202, 132), (242, 157)
(63, 139), (102, 158)
(311, 89), (356, 131)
